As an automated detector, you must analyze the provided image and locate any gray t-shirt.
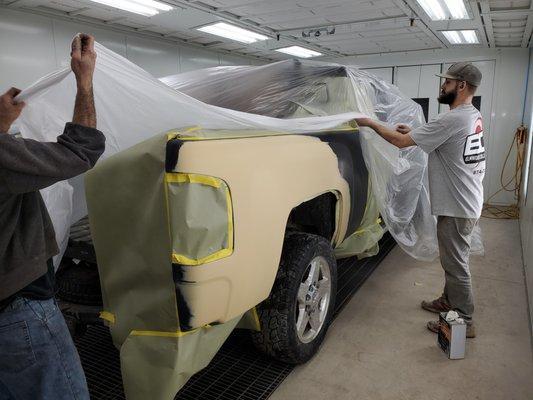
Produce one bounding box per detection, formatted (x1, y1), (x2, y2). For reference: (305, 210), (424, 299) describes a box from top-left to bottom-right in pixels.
(409, 104), (485, 218)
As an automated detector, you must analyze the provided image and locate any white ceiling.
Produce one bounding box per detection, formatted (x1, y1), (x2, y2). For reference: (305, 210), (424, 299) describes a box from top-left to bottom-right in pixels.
(1, 0), (531, 60)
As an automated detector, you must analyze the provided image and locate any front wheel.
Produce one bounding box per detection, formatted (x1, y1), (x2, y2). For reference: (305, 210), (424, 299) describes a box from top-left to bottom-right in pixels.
(251, 233), (337, 364)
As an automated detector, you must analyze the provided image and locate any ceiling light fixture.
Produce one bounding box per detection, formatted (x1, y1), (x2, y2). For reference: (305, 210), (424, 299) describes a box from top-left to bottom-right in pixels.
(90, 0), (173, 17)
(275, 46), (322, 58)
(442, 30), (479, 44)
(415, 0), (469, 20)
(197, 22), (269, 44)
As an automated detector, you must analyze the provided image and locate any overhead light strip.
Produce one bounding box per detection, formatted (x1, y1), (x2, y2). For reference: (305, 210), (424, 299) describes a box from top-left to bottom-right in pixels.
(460, 30), (478, 43)
(442, 30), (479, 44)
(416, 0), (469, 20)
(197, 22), (269, 44)
(90, 0), (173, 16)
(275, 46), (322, 58)
(444, 0), (469, 19)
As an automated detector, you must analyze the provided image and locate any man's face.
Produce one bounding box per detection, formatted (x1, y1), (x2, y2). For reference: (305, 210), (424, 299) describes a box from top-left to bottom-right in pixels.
(438, 78), (460, 105)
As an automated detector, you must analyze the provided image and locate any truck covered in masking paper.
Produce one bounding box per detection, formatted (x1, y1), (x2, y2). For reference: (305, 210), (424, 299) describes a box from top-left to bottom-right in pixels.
(84, 60), (429, 400)
(85, 121), (385, 399)
(16, 46), (432, 400)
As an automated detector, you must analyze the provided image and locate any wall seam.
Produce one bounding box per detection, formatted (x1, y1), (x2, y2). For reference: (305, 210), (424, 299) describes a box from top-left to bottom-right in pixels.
(51, 18), (59, 69)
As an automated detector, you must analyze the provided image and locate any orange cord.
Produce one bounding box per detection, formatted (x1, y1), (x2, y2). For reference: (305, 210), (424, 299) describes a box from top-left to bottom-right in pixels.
(482, 124), (528, 220)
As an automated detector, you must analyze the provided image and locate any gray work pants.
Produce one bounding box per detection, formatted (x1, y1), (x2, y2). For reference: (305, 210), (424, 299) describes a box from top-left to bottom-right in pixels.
(437, 216), (477, 323)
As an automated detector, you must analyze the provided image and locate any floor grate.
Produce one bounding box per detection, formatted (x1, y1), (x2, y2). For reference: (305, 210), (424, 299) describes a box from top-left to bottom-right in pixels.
(75, 233), (395, 400)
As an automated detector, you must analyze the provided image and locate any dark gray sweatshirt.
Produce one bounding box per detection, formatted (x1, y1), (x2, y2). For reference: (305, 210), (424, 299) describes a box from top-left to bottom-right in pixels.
(0, 123), (105, 301)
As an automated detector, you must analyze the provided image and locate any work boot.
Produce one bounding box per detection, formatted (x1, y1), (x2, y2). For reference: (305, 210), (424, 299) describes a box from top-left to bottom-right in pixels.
(426, 320), (476, 338)
(421, 296), (451, 314)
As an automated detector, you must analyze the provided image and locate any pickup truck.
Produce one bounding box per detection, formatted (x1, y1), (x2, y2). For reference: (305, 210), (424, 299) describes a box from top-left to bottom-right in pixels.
(56, 59), (424, 400)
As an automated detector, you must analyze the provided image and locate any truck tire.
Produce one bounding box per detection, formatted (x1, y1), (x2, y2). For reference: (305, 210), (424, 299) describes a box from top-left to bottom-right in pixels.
(251, 233), (337, 364)
(56, 260), (103, 306)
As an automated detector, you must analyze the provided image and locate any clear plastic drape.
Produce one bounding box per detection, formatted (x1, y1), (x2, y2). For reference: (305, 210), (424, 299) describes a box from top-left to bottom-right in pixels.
(13, 44), (455, 262)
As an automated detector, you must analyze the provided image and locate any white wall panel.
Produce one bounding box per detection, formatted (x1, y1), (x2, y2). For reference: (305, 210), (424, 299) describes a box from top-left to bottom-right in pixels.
(126, 36), (179, 78)
(52, 20), (127, 68)
(395, 64), (440, 122)
(0, 11), (57, 91)
(419, 64), (441, 121)
(0, 8), (255, 93)
(219, 53), (252, 66)
(361, 67), (393, 84)
(395, 66), (419, 98)
(179, 46), (221, 73)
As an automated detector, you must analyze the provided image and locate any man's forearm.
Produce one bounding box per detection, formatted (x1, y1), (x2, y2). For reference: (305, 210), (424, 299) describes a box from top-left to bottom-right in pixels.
(366, 120), (414, 148)
(72, 85), (96, 128)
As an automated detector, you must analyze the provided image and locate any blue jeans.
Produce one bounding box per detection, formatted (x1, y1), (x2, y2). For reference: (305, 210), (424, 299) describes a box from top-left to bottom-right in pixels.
(0, 297), (89, 400)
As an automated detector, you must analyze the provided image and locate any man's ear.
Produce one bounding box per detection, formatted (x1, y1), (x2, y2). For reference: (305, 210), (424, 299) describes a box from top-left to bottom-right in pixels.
(458, 81), (466, 91)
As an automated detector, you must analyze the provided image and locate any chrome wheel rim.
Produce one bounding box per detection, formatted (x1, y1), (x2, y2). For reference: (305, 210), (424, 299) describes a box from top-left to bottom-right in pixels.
(295, 255), (332, 344)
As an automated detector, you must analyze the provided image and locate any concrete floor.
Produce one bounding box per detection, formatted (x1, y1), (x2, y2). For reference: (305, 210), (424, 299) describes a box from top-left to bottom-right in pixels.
(270, 218), (533, 400)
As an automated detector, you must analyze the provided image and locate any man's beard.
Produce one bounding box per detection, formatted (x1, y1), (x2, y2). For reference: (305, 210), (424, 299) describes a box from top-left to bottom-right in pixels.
(438, 88), (457, 105)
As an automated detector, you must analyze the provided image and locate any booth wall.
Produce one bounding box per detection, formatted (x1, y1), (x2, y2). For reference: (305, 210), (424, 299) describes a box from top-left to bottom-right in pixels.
(0, 8), (261, 91)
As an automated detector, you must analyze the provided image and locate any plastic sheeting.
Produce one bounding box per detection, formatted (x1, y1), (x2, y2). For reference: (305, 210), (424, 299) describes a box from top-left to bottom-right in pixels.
(12, 43), (454, 261)
(40, 181), (73, 269)
(162, 61), (444, 260)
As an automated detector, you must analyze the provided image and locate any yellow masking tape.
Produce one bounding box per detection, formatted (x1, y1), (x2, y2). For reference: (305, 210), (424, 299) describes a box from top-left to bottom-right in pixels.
(225, 186), (234, 250)
(251, 307), (261, 330)
(166, 125), (358, 142)
(354, 217), (384, 235)
(165, 173), (221, 188)
(130, 324), (212, 338)
(130, 329), (196, 338)
(99, 311), (116, 324)
(166, 126), (201, 141)
(172, 247), (233, 266)
(167, 173), (234, 266)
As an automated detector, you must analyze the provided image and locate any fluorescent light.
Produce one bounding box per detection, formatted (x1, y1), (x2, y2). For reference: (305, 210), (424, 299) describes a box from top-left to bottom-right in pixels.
(90, 0), (173, 16)
(444, 0), (469, 19)
(460, 30), (479, 43)
(197, 22), (269, 44)
(275, 46), (322, 58)
(416, 0), (469, 20)
(442, 30), (479, 44)
(442, 30), (462, 44)
(417, 0), (446, 20)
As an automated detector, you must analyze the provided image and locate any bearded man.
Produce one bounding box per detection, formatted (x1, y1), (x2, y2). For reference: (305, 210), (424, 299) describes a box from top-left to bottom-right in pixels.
(355, 62), (485, 338)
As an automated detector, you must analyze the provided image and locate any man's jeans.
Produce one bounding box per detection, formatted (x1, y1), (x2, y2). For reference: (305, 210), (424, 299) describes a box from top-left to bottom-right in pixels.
(0, 297), (90, 400)
(437, 216), (477, 323)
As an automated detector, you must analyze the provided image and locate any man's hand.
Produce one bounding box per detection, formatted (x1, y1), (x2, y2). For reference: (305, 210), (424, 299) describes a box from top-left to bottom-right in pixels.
(0, 88), (25, 133)
(71, 34), (97, 128)
(355, 117), (416, 148)
(71, 33), (96, 91)
(396, 124), (411, 134)
(354, 117), (375, 128)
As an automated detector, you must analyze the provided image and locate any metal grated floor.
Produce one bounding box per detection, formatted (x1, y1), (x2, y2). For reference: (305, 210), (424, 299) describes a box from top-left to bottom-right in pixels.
(75, 233), (395, 400)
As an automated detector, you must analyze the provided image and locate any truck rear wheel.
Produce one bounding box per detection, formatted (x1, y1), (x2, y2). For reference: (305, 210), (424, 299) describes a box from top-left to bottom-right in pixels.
(251, 233), (337, 364)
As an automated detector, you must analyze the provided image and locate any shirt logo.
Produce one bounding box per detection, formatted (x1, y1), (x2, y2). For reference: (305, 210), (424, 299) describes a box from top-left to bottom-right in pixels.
(463, 117), (485, 164)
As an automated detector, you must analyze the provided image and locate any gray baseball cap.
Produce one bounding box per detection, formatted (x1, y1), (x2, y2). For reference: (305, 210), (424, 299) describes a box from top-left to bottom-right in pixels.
(436, 62), (482, 86)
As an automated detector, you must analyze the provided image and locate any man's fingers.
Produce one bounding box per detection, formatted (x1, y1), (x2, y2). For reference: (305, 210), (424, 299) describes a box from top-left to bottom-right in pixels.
(71, 34), (82, 59)
(80, 33), (95, 53)
(396, 124), (411, 134)
(6, 87), (21, 98)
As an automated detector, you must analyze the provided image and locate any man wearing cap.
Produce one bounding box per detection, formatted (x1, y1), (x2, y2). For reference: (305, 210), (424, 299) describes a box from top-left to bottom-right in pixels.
(355, 62), (484, 338)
